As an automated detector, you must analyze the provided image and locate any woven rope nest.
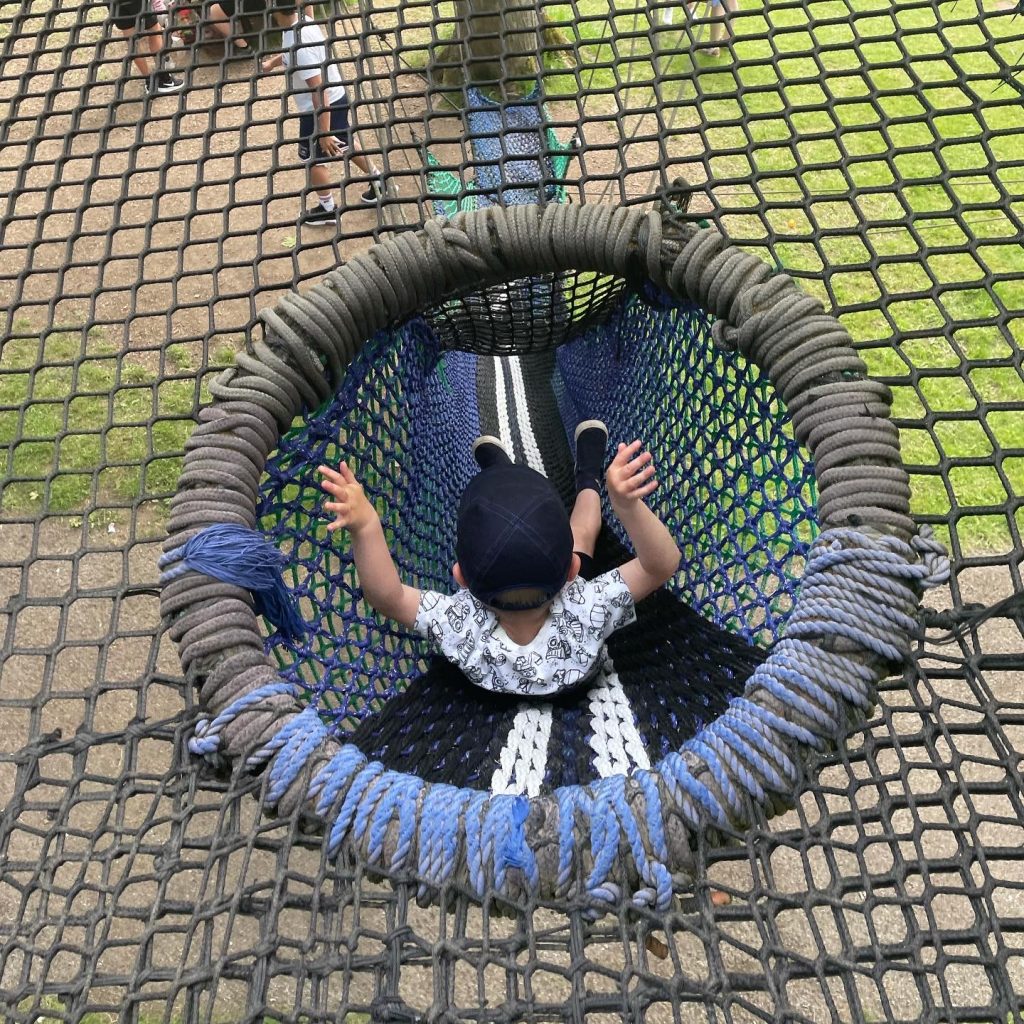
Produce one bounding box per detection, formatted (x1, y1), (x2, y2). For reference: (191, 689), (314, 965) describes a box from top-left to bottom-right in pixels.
(160, 203), (948, 912)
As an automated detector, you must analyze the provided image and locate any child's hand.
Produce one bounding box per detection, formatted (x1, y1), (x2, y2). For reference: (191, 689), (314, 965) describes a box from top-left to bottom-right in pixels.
(606, 440), (658, 507)
(318, 463), (379, 534)
(260, 55), (281, 73)
(320, 135), (344, 158)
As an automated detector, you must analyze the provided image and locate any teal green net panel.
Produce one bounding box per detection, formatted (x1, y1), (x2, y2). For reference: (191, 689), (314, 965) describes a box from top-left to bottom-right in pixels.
(257, 279), (818, 736)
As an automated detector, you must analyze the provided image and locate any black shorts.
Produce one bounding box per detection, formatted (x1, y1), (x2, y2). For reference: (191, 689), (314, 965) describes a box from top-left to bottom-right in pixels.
(298, 98), (352, 164)
(576, 551), (595, 581)
(108, 0), (158, 31)
(214, 0), (267, 17)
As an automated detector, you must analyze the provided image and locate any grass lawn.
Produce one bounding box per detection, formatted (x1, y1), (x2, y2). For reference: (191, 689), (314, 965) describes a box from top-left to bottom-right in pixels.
(0, 318), (237, 522)
(1, 0), (1021, 556)
(398, 0), (1024, 553)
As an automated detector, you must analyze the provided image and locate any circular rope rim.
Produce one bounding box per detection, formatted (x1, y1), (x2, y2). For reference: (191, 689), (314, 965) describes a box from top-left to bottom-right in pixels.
(160, 203), (949, 911)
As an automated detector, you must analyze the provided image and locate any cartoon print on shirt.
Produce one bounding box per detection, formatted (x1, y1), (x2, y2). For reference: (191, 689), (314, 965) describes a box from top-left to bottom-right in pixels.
(551, 667), (586, 689)
(446, 601), (470, 632)
(545, 635), (572, 662)
(556, 615), (585, 642)
(513, 652), (542, 678)
(413, 569), (636, 696)
(588, 604), (609, 635)
(455, 632), (476, 662)
(481, 646), (507, 669)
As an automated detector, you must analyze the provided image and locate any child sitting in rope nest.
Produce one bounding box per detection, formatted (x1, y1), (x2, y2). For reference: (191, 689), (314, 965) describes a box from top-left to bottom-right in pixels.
(317, 423), (681, 696)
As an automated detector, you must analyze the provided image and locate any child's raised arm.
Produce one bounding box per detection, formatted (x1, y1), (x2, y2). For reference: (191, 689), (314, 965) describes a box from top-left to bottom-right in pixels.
(606, 440), (681, 603)
(318, 464), (421, 627)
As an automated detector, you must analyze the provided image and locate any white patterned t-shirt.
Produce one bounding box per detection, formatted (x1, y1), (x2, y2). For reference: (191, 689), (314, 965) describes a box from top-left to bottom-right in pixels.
(412, 569), (637, 696)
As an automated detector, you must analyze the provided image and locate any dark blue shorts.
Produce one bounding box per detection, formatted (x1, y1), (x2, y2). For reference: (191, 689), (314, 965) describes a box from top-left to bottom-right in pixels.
(108, 0), (158, 31)
(298, 99), (352, 164)
(576, 551), (595, 581)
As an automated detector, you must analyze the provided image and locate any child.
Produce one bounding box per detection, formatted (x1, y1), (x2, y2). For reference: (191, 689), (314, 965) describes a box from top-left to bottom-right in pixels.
(260, 5), (384, 224)
(106, 0), (184, 94)
(317, 423), (682, 697)
(689, 0), (740, 58)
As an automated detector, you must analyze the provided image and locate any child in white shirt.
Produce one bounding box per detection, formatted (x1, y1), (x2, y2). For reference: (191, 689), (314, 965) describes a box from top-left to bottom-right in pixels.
(318, 422), (681, 697)
(261, 6), (383, 224)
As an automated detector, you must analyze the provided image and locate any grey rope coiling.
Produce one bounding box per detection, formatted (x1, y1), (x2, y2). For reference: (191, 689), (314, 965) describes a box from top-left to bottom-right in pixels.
(160, 203), (950, 908)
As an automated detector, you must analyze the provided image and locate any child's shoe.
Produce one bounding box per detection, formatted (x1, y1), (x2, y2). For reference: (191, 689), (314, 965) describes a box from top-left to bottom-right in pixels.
(147, 70), (184, 95)
(472, 435), (513, 470)
(304, 203), (338, 226)
(573, 420), (608, 493)
(360, 176), (385, 204)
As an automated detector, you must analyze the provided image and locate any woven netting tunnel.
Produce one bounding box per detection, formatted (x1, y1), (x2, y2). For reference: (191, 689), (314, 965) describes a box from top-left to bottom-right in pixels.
(160, 202), (949, 911)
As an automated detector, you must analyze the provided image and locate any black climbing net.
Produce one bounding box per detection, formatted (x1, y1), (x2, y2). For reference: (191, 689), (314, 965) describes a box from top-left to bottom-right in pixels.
(2, 0), (1023, 1020)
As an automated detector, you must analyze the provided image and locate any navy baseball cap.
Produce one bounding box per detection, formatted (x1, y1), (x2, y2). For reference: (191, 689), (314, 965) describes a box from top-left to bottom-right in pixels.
(456, 464), (573, 610)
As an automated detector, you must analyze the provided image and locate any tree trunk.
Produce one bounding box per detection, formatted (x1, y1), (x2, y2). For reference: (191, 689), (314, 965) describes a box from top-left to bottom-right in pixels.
(429, 0), (572, 97)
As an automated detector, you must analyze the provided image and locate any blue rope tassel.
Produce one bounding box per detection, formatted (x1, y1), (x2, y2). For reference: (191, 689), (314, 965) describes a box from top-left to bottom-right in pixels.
(160, 523), (307, 640)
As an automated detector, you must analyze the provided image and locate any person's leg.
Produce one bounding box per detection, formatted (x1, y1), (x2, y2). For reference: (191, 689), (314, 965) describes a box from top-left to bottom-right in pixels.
(472, 436), (512, 470)
(329, 102), (383, 203)
(207, 0), (248, 47)
(570, 420), (607, 557)
(298, 113), (336, 219)
(117, 25), (156, 77)
(689, 0), (725, 55)
(710, 0), (738, 49)
(570, 489), (601, 559)
(710, 0), (726, 47)
(206, 1), (231, 39)
(349, 149), (385, 203)
(310, 161), (334, 208)
(142, 21), (164, 69)
(112, 0), (160, 76)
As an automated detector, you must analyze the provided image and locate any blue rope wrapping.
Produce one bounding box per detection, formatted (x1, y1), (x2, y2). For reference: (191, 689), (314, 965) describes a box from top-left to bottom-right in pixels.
(259, 706), (330, 802)
(188, 680), (296, 758)
(309, 745), (367, 817)
(728, 696), (823, 749)
(160, 524), (307, 640)
(484, 795), (539, 894)
(707, 716), (793, 795)
(328, 761), (386, 856)
(584, 781), (624, 912)
(367, 774), (423, 872)
(629, 772), (673, 909)
(683, 737), (744, 820)
(417, 785), (475, 898)
(658, 752), (730, 829)
(463, 792), (491, 896)
(353, 770), (396, 850)
(555, 787), (591, 895)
